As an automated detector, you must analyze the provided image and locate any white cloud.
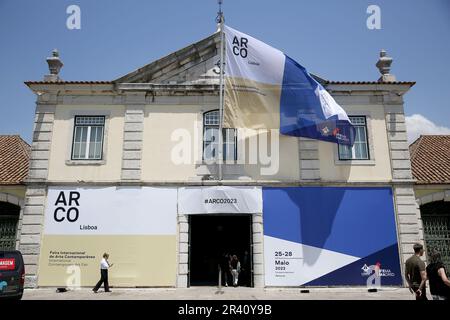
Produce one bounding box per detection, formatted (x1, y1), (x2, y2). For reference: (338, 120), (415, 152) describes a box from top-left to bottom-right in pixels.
(405, 114), (450, 144)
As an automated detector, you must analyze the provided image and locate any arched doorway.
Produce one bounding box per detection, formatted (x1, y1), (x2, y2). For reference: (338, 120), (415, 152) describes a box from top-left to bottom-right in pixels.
(0, 201), (20, 250)
(421, 201), (450, 274)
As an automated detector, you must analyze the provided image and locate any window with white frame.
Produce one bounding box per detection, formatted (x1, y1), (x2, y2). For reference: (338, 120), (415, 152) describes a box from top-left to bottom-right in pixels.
(203, 110), (237, 161)
(338, 116), (369, 160)
(71, 116), (105, 160)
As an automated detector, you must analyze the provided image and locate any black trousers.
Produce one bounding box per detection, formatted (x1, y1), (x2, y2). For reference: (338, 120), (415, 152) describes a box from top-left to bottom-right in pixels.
(412, 285), (428, 300)
(93, 269), (109, 292)
(221, 269), (231, 286)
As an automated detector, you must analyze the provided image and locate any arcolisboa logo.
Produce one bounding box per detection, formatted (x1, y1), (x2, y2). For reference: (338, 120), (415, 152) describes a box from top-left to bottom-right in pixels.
(53, 191), (80, 222)
(362, 263), (396, 277)
(362, 262), (396, 289)
(52, 191), (99, 230)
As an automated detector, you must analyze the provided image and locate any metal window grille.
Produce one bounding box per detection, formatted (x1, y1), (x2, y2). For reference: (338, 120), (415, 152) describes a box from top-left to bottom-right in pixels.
(0, 216), (18, 251)
(423, 219), (450, 275)
(421, 202), (450, 276)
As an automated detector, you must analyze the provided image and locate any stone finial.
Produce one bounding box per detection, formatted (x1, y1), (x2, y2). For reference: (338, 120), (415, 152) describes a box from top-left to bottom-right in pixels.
(376, 49), (396, 82)
(44, 49), (63, 81)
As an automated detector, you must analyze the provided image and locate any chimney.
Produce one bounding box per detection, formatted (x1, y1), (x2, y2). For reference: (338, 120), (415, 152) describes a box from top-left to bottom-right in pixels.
(44, 49), (63, 82)
(376, 49), (396, 82)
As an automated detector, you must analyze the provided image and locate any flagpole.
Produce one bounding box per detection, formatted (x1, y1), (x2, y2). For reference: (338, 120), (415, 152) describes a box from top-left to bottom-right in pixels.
(217, 1), (225, 181)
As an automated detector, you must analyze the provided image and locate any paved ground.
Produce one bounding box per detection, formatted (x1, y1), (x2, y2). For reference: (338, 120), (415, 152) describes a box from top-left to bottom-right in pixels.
(22, 286), (419, 300)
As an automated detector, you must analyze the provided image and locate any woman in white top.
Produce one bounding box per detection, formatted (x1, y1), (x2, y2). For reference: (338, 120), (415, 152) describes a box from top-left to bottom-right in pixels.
(230, 255), (241, 287)
(93, 253), (113, 293)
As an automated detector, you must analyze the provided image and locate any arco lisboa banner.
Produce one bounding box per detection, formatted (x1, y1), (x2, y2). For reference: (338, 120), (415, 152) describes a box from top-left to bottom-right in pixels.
(38, 186), (177, 287)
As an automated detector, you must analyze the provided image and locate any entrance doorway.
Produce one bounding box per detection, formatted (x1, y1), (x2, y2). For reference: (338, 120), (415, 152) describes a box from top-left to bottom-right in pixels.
(189, 215), (252, 287)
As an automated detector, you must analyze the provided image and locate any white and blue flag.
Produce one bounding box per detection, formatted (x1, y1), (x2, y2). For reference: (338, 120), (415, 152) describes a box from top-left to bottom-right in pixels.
(223, 25), (355, 145)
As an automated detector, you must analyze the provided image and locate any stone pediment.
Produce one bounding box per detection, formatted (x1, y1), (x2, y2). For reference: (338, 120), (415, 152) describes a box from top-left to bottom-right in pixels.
(115, 32), (221, 85)
(114, 29), (330, 87)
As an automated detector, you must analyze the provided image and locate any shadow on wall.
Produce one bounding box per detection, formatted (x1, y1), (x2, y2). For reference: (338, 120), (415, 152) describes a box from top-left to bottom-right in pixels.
(285, 187), (346, 266)
(286, 138), (353, 266)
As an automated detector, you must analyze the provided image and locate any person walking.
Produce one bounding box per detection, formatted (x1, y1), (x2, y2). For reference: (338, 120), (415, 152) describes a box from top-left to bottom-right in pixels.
(220, 253), (231, 287)
(230, 255), (241, 287)
(426, 249), (450, 300)
(405, 243), (428, 300)
(93, 253), (113, 293)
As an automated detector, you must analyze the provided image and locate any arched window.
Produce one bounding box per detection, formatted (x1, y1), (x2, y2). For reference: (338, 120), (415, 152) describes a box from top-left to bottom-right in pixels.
(203, 110), (236, 161)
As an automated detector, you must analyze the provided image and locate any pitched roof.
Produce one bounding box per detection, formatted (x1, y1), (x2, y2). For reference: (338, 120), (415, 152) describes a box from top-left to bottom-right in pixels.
(410, 135), (450, 184)
(24, 30), (415, 87)
(0, 135), (30, 185)
(114, 33), (219, 84)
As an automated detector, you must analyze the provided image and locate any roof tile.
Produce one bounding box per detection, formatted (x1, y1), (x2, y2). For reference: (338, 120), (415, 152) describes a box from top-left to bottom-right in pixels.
(410, 135), (450, 184)
(0, 135), (30, 185)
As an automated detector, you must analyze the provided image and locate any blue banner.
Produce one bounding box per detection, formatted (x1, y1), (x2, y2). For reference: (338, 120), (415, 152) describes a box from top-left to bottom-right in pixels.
(263, 186), (402, 286)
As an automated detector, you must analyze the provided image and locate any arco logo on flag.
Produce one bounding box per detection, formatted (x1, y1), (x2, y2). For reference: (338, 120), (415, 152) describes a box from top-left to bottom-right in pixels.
(231, 35), (248, 58)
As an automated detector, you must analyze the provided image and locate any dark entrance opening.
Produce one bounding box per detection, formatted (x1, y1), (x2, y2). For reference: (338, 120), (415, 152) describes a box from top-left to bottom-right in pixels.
(189, 214), (252, 287)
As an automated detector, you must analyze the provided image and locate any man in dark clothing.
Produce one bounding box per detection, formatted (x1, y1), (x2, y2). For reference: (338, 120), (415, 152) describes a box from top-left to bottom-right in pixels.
(405, 243), (427, 300)
(240, 251), (250, 287)
(426, 249), (450, 300)
(220, 253), (231, 287)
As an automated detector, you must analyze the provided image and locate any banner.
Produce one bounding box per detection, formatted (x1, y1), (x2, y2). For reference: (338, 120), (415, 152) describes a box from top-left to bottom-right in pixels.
(178, 186), (262, 214)
(263, 186), (402, 286)
(44, 186), (176, 235)
(38, 187), (177, 287)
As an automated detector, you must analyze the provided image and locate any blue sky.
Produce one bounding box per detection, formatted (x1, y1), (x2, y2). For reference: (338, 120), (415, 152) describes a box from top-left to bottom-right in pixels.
(1, 0), (449, 143)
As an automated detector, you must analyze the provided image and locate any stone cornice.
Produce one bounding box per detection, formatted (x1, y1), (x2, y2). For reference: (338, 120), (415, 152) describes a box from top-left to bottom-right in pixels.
(26, 179), (404, 187)
(116, 83), (219, 94)
(25, 82), (220, 97)
(326, 82), (415, 94)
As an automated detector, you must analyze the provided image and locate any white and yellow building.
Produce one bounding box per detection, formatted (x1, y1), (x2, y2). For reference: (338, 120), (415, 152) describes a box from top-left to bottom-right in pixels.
(19, 32), (423, 288)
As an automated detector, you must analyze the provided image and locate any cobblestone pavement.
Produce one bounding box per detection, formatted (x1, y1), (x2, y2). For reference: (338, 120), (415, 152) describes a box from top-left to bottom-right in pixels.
(22, 287), (418, 300)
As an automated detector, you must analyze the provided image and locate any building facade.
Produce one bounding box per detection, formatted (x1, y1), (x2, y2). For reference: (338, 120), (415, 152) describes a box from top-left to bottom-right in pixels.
(19, 32), (423, 288)
(410, 135), (450, 273)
